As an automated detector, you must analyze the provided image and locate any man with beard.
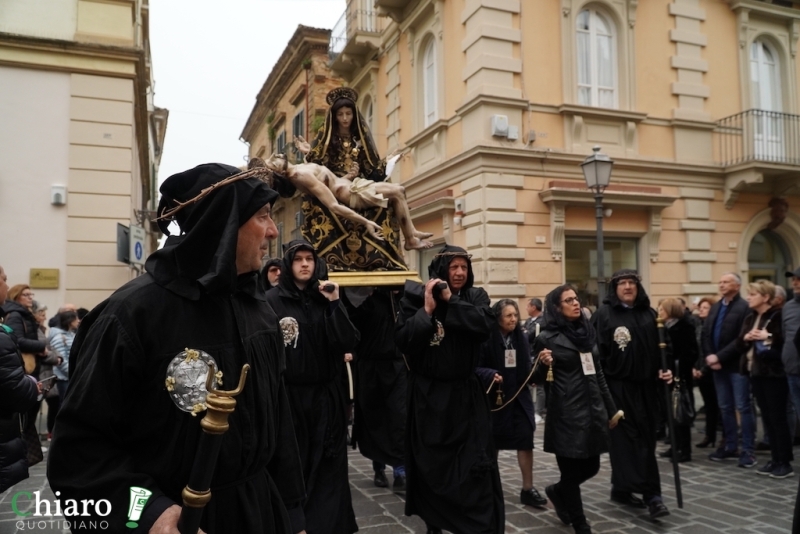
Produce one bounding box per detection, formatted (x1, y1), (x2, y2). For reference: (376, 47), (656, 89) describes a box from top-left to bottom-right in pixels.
(263, 258), (282, 288)
(343, 287), (408, 492)
(265, 240), (360, 534)
(48, 163), (307, 533)
(395, 244), (504, 534)
(593, 269), (673, 520)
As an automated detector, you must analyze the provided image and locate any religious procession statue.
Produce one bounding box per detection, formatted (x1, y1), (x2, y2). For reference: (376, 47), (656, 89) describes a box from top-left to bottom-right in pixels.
(282, 87), (433, 273)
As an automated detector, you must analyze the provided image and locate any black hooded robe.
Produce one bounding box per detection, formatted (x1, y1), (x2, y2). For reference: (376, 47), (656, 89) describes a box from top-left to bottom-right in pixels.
(48, 163), (306, 534)
(265, 241), (360, 534)
(593, 278), (662, 499)
(344, 288), (407, 469)
(395, 246), (504, 533)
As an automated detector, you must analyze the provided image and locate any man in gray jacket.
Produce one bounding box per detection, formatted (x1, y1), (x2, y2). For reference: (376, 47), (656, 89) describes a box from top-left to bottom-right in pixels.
(783, 268), (800, 441)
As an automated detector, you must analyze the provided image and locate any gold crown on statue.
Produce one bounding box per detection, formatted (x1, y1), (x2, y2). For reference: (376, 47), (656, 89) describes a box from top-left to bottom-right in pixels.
(326, 87), (359, 105)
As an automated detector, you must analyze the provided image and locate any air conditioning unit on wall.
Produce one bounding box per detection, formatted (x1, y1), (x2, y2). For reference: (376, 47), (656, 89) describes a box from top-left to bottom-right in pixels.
(490, 115), (509, 137)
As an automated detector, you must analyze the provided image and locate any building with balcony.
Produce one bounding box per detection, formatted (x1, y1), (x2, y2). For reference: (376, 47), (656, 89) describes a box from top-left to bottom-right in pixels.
(319, 0), (800, 307)
(241, 25), (344, 259)
(0, 0), (168, 310)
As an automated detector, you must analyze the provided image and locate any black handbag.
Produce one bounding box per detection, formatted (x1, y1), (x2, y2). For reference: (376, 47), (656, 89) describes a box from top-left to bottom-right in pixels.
(20, 415), (43, 467)
(671, 360), (695, 426)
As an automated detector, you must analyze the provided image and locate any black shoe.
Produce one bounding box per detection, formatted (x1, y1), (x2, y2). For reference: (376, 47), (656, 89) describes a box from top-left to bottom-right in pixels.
(695, 437), (714, 449)
(373, 470), (389, 488)
(520, 487), (547, 507)
(573, 522), (592, 534)
(659, 448), (673, 458)
(545, 484), (572, 525)
(610, 491), (647, 509)
(392, 474), (406, 494)
(670, 454), (691, 463)
(648, 501), (670, 520)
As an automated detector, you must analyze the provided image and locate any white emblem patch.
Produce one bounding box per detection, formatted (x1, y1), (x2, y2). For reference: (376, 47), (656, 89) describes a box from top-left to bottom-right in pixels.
(613, 326), (632, 351)
(280, 317), (300, 348)
(165, 348), (221, 415)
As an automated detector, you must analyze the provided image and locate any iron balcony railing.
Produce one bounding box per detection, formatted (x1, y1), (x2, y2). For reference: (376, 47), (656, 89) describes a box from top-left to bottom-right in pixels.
(329, 8), (385, 62)
(717, 109), (800, 166)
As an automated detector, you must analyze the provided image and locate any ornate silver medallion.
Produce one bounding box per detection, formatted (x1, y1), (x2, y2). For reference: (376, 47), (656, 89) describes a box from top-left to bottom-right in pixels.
(430, 319), (445, 346)
(613, 326), (632, 351)
(280, 317), (300, 348)
(165, 348), (222, 415)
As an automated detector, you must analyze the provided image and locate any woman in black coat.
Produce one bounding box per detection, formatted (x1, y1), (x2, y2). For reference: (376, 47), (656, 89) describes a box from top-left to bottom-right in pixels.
(3, 284), (47, 372)
(658, 298), (699, 462)
(532, 284), (620, 534)
(477, 299), (546, 508)
(0, 266), (40, 493)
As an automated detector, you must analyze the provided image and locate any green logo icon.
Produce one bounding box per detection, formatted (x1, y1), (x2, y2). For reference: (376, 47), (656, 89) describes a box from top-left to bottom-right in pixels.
(126, 487), (152, 529)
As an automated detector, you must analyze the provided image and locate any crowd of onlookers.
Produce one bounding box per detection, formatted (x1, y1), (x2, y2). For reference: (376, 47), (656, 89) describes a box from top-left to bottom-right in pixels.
(0, 263), (88, 493)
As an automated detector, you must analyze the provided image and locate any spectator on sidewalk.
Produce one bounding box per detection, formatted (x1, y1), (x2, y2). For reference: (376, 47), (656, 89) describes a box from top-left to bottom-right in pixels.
(692, 297), (720, 449)
(0, 264), (40, 493)
(703, 272), (753, 467)
(784, 269), (800, 443)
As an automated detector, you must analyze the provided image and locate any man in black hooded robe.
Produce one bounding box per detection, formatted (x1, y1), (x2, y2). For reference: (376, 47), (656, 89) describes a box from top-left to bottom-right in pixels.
(593, 269), (672, 520)
(47, 163), (307, 533)
(265, 240), (359, 534)
(343, 287), (407, 491)
(395, 244), (504, 534)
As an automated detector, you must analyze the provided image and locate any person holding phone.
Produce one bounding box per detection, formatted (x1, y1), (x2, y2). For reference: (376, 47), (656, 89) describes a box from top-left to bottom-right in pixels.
(265, 239), (360, 534)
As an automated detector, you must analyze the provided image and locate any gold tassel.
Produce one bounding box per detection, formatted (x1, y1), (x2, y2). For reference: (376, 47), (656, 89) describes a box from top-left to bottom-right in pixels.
(546, 362), (554, 382)
(495, 386), (504, 406)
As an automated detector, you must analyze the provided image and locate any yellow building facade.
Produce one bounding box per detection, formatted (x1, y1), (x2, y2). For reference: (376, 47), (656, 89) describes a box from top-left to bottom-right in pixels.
(0, 0), (167, 309)
(321, 0), (800, 307)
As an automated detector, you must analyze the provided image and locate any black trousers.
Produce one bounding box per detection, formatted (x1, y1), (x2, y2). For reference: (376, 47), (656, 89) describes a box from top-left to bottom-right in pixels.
(752, 376), (793, 464)
(697, 372), (719, 443)
(555, 455), (600, 526)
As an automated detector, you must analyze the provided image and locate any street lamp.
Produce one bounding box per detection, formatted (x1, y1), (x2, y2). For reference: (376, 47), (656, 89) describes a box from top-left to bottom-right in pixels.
(581, 146), (614, 305)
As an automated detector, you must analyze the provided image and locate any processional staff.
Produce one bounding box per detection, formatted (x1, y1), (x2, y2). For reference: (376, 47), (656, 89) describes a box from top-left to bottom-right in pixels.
(178, 363), (250, 534)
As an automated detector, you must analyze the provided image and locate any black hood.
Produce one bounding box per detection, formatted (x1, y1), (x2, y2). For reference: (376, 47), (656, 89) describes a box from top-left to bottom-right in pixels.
(603, 268), (651, 309)
(145, 163), (279, 300)
(428, 244), (474, 290)
(277, 240), (329, 299)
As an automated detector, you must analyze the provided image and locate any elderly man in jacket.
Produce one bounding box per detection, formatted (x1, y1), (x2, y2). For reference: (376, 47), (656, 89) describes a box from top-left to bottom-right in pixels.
(703, 272), (753, 467)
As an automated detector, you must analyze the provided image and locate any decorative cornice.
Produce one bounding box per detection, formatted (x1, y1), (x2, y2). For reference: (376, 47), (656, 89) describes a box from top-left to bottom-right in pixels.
(455, 93), (530, 117)
(558, 103), (648, 123)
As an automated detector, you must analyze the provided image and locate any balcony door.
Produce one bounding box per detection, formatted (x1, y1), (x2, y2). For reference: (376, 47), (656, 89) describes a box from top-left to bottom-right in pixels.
(750, 39), (783, 161)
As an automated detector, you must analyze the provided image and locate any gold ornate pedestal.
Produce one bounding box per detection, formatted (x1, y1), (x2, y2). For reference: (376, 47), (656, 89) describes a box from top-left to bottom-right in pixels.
(328, 270), (421, 287)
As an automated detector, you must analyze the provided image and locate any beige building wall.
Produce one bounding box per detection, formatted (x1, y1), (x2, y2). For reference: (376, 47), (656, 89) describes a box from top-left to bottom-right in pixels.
(0, 0), (166, 311)
(265, 0), (800, 313)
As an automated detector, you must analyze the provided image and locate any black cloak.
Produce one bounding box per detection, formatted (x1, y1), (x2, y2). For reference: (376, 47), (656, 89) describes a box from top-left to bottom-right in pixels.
(344, 287), (407, 468)
(395, 244), (504, 533)
(592, 269), (662, 498)
(476, 306), (536, 451)
(48, 164), (307, 534)
(265, 240), (360, 534)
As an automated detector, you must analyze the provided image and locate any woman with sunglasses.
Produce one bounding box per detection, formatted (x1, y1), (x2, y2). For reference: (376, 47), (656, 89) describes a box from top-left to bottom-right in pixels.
(531, 285), (620, 534)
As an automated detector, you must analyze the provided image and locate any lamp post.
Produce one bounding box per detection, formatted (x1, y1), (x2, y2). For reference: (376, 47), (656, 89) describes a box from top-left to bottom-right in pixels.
(581, 146), (614, 306)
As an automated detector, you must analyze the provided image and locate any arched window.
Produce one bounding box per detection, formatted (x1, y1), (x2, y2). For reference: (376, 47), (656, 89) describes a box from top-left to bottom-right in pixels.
(751, 39), (781, 112)
(576, 9), (617, 108)
(750, 38), (783, 159)
(423, 38), (438, 127)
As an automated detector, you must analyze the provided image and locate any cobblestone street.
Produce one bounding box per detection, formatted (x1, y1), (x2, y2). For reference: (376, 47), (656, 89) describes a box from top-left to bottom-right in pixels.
(1, 427), (795, 533)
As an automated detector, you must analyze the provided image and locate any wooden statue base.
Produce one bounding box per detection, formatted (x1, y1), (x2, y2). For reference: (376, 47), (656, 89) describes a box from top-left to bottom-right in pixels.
(328, 270), (421, 287)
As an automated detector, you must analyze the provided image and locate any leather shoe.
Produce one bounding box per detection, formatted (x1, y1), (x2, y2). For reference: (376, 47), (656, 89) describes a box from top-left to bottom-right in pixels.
(610, 491), (646, 509)
(648, 501), (670, 520)
(695, 437), (714, 449)
(373, 470), (389, 488)
(545, 484), (572, 525)
(520, 487), (548, 507)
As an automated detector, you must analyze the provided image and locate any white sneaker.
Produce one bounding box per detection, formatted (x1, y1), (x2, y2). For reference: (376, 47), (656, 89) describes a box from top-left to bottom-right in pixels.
(535, 414), (543, 424)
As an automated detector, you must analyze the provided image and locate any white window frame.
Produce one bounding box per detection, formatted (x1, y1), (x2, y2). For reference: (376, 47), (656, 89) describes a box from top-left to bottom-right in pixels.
(576, 8), (618, 109)
(422, 38), (438, 128)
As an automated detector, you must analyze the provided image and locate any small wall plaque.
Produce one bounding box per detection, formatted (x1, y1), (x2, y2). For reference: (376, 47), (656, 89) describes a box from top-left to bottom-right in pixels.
(30, 269), (59, 289)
